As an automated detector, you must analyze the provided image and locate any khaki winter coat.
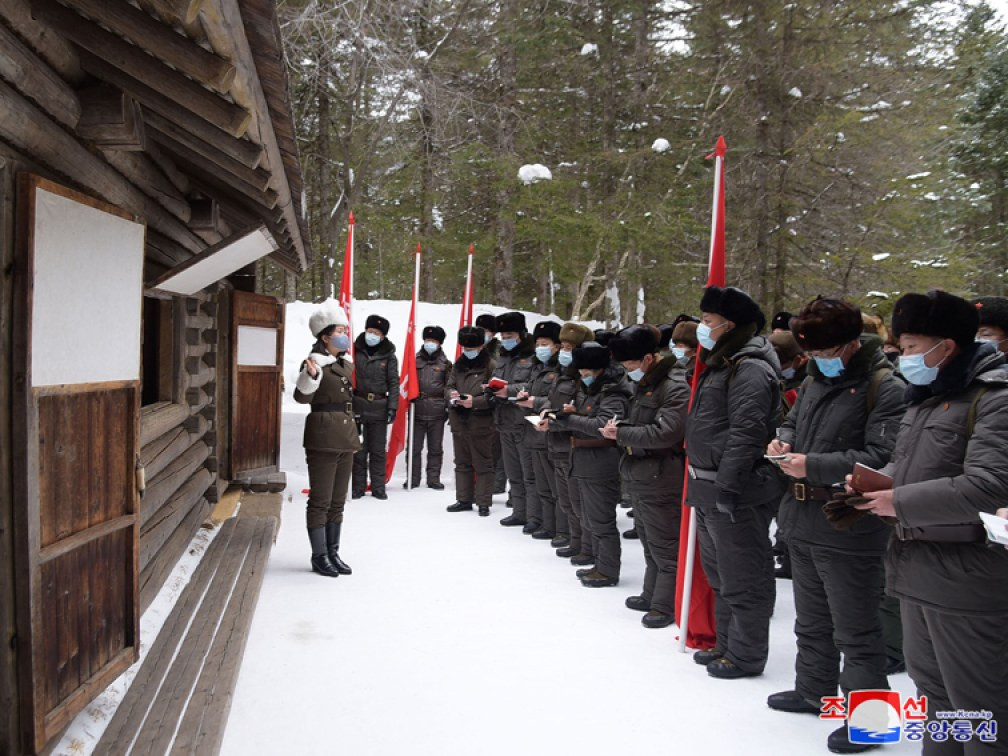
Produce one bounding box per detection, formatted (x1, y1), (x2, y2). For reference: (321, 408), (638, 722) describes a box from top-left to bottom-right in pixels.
(294, 351), (362, 453)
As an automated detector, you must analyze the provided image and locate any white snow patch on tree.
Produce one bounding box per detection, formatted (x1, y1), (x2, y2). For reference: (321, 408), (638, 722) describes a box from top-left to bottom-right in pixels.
(518, 164), (553, 184)
(636, 287), (646, 324)
(606, 282), (622, 328)
(866, 291), (890, 298)
(872, 253), (891, 261)
(720, 85), (732, 96)
(787, 87), (803, 98)
(651, 138), (671, 153)
(432, 206), (444, 231)
(581, 43), (599, 56)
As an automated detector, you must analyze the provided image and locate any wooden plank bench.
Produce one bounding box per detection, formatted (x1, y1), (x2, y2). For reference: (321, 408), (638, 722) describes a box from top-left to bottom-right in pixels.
(95, 514), (276, 755)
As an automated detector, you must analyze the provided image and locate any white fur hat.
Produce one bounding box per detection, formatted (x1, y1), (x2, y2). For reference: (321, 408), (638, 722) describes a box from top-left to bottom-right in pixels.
(309, 301), (349, 337)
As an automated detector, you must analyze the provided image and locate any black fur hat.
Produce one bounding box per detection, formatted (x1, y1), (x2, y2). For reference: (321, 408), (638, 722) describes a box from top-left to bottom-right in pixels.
(609, 325), (660, 362)
(532, 320), (562, 343)
(573, 341), (610, 370)
(422, 325), (446, 343)
(771, 311), (794, 331)
(657, 323), (676, 349)
(672, 313), (700, 326)
(790, 298), (862, 351)
(973, 296), (1008, 332)
(699, 286), (766, 332)
(475, 313), (497, 332)
(495, 311), (527, 335)
(891, 290), (978, 347)
(365, 313), (390, 335)
(458, 326), (485, 348)
(594, 329), (615, 346)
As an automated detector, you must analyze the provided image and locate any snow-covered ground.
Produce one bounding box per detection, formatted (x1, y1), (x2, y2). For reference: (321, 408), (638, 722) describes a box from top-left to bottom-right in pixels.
(219, 300), (921, 756)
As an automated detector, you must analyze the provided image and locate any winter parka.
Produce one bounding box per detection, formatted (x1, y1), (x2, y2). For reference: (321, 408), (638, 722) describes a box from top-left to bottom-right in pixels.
(352, 333), (399, 420)
(543, 365), (581, 461)
(552, 365), (633, 480)
(294, 351), (362, 453)
(526, 353), (562, 450)
(415, 348), (451, 418)
(446, 348), (496, 429)
(490, 333), (537, 432)
(684, 324), (786, 511)
(777, 335), (906, 553)
(617, 355), (690, 495)
(884, 341), (1008, 614)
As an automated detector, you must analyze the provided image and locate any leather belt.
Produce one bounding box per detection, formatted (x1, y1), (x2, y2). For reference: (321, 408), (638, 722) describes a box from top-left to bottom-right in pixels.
(311, 402), (354, 414)
(688, 465), (717, 482)
(894, 522), (986, 544)
(355, 392), (387, 401)
(571, 437), (617, 449)
(419, 391), (444, 399)
(790, 481), (833, 502)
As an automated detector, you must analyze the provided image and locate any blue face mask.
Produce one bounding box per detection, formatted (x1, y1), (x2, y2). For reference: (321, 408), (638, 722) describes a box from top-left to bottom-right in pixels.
(628, 367), (645, 382)
(462, 348), (480, 360)
(484, 332), (492, 344)
(581, 374), (595, 387)
(328, 333), (350, 353)
(672, 347), (687, 361)
(814, 355), (845, 378)
(899, 342), (945, 386)
(423, 341), (439, 354)
(365, 332), (382, 347)
(558, 350), (573, 367)
(501, 337), (518, 351)
(535, 345), (554, 363)
(696, 322), (726, 350)
(781, 366), (796, 380)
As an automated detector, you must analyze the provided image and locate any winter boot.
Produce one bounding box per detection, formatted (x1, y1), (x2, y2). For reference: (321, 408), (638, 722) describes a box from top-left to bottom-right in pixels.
(325, 521), (353, 575)
(308, 527), (340, 577)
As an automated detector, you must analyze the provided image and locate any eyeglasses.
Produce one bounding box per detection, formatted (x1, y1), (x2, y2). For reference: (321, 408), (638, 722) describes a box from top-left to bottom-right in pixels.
(808, 343), (846, 360)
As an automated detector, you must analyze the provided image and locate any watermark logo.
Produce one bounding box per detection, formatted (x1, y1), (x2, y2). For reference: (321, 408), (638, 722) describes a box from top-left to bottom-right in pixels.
(820, 693), (998, 745)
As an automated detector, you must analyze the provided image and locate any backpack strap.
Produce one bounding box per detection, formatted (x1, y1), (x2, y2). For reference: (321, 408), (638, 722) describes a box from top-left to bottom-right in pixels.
(865, 366), (893, 415)
(966, 386), (990, 439)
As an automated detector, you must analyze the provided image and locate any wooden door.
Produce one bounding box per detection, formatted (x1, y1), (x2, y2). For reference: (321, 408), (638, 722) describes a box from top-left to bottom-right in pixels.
(12, 176), (144, 753)
(230, 290), (284, 478)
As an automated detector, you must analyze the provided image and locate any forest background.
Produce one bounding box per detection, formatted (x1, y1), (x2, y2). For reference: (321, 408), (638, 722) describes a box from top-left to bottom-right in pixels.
(256, 0), (1008, 326)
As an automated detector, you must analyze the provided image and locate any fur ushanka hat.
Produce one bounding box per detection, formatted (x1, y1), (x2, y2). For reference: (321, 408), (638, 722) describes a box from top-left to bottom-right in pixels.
(309, 302), (349, 337)
(609, 325), (660, 362)
(422, 325), (446, 343)
(790, 298), (862, 351)
(671, 321), (698, 349)
(559, 322), (592, 347)
(891, 290), (978, 347)
(457, 326), (485, 348)
(475, 313), (497, 333)
(699, 286), (766, 333)
(572, 341), (610, 370)
(532, 320), (562, 343)
(973, 296), (1008, 333)
(495, 311), (527, 335)
(365, 313), (390, 335)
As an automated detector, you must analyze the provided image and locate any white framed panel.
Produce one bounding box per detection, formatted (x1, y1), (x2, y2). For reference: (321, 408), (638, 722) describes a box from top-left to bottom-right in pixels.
(237, 325), (278, 366)
(152, 227), (277, 296)
(31, 187), (145, 387)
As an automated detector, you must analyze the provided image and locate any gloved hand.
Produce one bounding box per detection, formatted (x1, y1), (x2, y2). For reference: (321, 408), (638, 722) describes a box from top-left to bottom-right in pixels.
(715, 493), (738, 519)
(822, 492), (871, 530)
(386, 409), (397, 424)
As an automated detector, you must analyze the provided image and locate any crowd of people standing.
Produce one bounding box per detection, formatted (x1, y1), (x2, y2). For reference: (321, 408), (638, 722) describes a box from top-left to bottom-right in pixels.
(295, 287), (1008, 756)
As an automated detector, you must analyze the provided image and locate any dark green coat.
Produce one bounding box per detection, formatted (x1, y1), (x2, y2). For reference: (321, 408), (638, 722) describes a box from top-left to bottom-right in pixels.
(526, 354), (561, 450)
(294, 352), (362, 453)
(415, 348), (451, 418)
(446, 349), (496, 433)
(352, 334), (399, 420)
(553, 365), (633, 480)
(543, 366), (580, 460)
(491, 334), (537, 432)
(777, 336), (906, 554)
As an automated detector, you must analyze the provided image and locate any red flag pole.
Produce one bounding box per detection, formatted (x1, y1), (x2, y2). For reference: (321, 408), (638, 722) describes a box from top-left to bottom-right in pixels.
(386, 244), (421, 485)
(677, 136), (726, 653)
(339, 211), (355, 360)
(456, 244), (475, 359)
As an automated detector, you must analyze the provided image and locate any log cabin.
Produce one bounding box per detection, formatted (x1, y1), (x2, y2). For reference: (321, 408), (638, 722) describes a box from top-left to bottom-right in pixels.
(0, 1), (311, 752)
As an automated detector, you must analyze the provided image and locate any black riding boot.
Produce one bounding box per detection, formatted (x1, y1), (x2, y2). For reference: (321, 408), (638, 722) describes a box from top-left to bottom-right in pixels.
(308, 527), (340, 577)
(325, 521), (353, 575)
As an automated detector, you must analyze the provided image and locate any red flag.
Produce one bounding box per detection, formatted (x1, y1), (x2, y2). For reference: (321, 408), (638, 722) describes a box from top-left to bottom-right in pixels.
(385, 245), (422, 483)
(455, 244), (475, 359)
(339, 211), (355, 359)
(674, 136), (726, 650)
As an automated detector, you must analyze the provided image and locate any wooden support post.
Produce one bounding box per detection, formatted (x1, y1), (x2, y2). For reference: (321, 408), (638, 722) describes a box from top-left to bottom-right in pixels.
(33, 0), (251, 136)
(61, 0), (234, 92)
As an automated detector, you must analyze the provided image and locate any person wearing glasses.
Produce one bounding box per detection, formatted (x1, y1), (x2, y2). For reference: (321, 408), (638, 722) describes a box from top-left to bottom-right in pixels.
(295, 303), (360, 578)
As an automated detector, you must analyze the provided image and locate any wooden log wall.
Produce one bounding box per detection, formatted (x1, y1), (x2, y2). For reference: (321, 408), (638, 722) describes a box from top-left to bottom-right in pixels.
(137, 293), (221, 612)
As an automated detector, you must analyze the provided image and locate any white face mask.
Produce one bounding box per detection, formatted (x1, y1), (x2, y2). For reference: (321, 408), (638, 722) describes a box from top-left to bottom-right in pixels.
(697, 322), (727, 350)
(672, 347), (687, 361)
(365, 332), (382, 347)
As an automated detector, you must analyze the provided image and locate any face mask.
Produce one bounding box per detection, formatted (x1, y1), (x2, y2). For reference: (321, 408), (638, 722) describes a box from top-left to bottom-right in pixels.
(558, 350), (573, 367)
(501, 337), (518, 351)
(328, 333), (350, 352)
(581, 374), (595, 387)
(535, 346), (554, 363)
(628, 367), (645, 382)
(672, 347), (687, 361)
(976, 337), (1007, 347)
(484, 332), (492, 344)
(781, 366), (796, 380)
(423, 341), (438, 354)
(899, 342), (945, 386)
(365, 332), (382, 347)
(696, 322), (725, 350)
(814, 355), (844, 379)
(463, 348), (480, 360)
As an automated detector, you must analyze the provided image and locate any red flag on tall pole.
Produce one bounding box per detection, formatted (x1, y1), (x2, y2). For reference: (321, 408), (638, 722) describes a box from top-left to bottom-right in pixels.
(675, 136), (726, 652)
(385, 244), (421, 483)
(339, 211), (355, 359)
(456, 244), (475, 359)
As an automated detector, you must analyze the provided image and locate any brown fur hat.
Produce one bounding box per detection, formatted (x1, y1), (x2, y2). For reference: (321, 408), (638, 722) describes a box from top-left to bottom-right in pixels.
(790, 298), (862, 350)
